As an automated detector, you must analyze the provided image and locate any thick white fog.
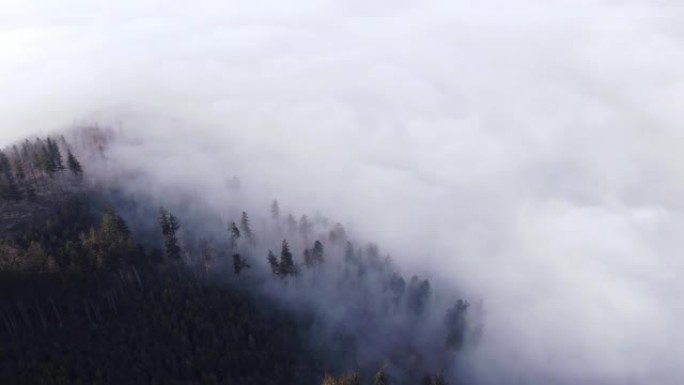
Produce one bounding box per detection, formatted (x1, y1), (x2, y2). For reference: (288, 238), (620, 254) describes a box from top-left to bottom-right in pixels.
(2, 0), (684, 383)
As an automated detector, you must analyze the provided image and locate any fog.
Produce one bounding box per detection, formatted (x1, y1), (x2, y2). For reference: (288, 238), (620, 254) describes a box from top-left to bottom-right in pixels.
(2, 0), (684, 383)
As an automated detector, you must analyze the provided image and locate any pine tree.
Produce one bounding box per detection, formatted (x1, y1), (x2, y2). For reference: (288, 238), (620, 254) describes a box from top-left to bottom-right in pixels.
(0, 150), (21, 200)
(47, 138), (65, 172)
(199, 239), (214, 272)
(233, 254), (251, 276)
(67, 149), (84, 178)
(240, 212), (254, 243)
(159, 207), (181, 260)
(445, 299), (469, 350)
(229, 221), (241, 249)
(97, 207), (134, 268)
(279, 240), (296, 277)
(267, 250), (280, 277)
(312, 240), (324, 265)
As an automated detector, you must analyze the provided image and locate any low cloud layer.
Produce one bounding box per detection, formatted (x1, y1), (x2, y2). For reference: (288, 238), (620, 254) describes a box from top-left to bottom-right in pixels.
(2, 1), (684, 383)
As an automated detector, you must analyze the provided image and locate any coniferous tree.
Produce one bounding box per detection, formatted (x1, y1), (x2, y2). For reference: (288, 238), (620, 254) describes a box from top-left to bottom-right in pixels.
(240, 211), (254, 243)
(445, 299), (469, 350)
(97, 207), (134, 268)
(0, 150), (21, 200)
(312, 240), (324, 265)
(20, 139), (38, 184)
(159, 208), (181, 260)
(267, 250), (280, 277)
(66, 149), (84, 178)
(279, 240), (296, 277)
(233, 254), (251, 276)
(47, 138), (65, 172)
(305, 240), (325, 268)
(407, 277), (431, 316)
(304, 248), (312, 267)
(230, 221), (241, 249)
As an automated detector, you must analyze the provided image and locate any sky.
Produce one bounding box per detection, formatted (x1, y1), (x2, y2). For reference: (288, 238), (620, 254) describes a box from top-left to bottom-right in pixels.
(2, 1), (684, 384)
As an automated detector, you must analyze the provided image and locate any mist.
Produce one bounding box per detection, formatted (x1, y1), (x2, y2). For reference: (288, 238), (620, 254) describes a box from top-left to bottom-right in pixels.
(2, 0), (684, 383)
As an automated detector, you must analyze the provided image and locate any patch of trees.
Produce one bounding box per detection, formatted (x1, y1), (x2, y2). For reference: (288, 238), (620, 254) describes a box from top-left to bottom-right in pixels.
(0, 136), (84, 202)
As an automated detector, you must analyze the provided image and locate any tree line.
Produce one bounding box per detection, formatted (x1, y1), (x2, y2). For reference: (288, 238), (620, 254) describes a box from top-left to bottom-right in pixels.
(0, 136), (83, 202)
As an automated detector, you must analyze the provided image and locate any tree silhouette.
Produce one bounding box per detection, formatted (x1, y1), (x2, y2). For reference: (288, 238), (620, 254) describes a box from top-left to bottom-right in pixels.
(66, 149), (83, 178)
(279, 240), (296, 277)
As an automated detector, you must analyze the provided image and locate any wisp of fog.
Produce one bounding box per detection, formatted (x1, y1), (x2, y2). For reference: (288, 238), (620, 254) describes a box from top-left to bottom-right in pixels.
(2, 0), (684, 384)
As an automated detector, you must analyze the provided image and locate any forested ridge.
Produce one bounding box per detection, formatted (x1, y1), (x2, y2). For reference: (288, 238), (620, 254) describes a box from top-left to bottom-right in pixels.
(0, 130), (476, 385)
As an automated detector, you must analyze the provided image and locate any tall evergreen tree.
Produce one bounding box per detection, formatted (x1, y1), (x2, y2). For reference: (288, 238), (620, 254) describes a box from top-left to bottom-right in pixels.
(240, 212), (254, 243)
(267, 250), (280, 277)
(0, 150), (21, 201)
(159, 208), (181, 260)
(46, 138), (65, 172)
(312, 240), (324, 265)
(66, 149), (84, 178)
(233, 254), (251, 276)
(279, 240), (296, 277)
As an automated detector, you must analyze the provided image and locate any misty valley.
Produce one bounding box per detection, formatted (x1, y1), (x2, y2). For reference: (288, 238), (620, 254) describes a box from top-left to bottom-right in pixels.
(0, 128), (477, 385)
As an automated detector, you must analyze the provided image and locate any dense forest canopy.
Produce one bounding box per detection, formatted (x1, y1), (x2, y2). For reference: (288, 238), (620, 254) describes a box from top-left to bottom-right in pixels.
(0, 128), (477, 385)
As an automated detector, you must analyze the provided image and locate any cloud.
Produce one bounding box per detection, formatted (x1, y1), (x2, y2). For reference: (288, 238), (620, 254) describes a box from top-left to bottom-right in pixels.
(2, 0), (684, 383)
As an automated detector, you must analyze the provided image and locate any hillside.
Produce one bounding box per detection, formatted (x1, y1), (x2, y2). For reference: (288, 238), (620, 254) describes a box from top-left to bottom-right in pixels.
(0, 132), (474, 385)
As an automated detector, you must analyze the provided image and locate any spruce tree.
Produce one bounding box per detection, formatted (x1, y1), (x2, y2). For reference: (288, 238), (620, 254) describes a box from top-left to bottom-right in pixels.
(240, 211), (254, 243)
(230, 221), (241, 249)
(267, 250), (280, 277)
(312, 240), (324, 265)
(233, 254), (251, 276)
(159, 208), (181, 260)
(67, 149), (84, 178)
(0, 150), (20, 200)
(279, 240), (296, 277)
